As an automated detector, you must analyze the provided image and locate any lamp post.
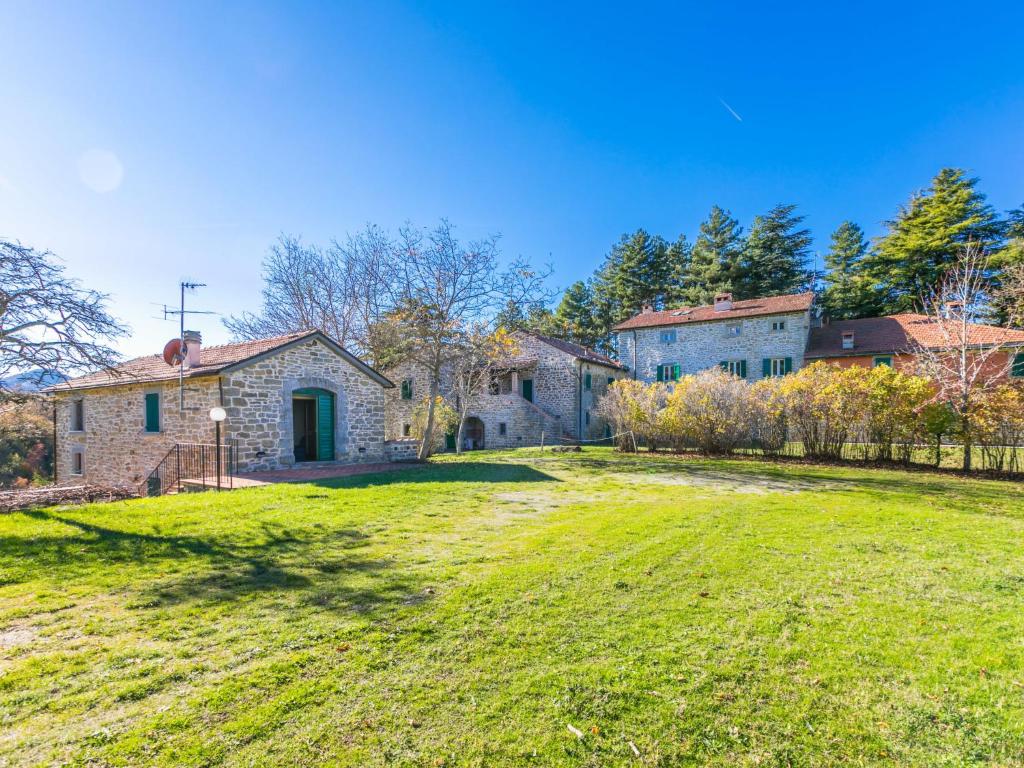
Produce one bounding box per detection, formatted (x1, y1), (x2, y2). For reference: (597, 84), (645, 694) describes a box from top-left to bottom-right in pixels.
(209, 407), (227, 490)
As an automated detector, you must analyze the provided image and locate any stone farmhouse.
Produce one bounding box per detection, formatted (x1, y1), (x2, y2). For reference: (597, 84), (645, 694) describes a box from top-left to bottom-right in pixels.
(384, 331), (627, 450)
(614, 292), (816, 383)
(47, 331), (393, 488)
(805, 313), (1024, 376)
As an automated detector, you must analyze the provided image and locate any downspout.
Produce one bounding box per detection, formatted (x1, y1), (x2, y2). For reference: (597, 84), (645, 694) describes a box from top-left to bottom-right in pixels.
(577, 360), (584, 439)
(632, 330), (638, 379)
(51, 396), (58, 483)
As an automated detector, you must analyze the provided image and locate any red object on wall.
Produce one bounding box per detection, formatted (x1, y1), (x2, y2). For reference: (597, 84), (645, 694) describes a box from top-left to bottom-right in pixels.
(162, 338), (185, 366)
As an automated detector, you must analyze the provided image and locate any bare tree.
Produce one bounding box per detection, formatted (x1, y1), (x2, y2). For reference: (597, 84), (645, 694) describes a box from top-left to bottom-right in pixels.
(448, 327), (519, 454)
(1, 241), (125, 394)
(912, 242), (1021, 471)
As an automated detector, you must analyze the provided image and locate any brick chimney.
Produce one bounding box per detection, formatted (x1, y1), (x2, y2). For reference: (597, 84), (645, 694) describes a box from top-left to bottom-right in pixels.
(641, 303), (654, 314)
(713, 292), (733, 312)
(841, 330), (855, 350)
(183, 330), (202, 368)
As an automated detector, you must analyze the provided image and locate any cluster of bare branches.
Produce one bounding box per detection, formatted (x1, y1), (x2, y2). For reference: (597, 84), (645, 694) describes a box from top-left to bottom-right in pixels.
(1, 240), (125, 395)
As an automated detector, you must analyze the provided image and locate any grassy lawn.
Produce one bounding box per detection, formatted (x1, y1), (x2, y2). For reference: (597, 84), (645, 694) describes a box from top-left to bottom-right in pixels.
(3, 449), (1024, 767)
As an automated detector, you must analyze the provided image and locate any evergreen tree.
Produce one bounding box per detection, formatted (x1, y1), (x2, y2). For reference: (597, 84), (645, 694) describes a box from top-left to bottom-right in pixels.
(820, 221), (878, 319)
(551, 281), (601, 348)
(663, 234), (692, 307)
(989, 205), (1024, 326)
(681, 206), (743, 305)
(864, 168), (1004, 314)
(736, 204), (811, 298)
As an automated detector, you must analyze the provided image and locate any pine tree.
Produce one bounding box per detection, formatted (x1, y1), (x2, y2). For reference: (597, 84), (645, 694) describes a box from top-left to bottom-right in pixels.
(820, 221), (878, 319)
(663, 234), (692, 307)
(681, 206), (743, 305)
(736, 204), (811, 298)
(552, 281), (601, 348)
(864, 168), (1004, 314)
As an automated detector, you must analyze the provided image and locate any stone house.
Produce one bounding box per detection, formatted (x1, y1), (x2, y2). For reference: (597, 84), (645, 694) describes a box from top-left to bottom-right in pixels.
(805, 313), (1024, 378)
(615, 292), (816, 383)
(383, 331), (627, 449)
(47, 330), (393, 488)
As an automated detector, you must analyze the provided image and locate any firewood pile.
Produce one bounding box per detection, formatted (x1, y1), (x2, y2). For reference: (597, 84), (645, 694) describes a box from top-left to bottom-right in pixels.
(0, 485), (138, 513)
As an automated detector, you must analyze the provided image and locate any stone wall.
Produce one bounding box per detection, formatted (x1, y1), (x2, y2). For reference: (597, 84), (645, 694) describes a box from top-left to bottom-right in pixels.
(53, 337), (389, 486)
(618, 310), (812, 383)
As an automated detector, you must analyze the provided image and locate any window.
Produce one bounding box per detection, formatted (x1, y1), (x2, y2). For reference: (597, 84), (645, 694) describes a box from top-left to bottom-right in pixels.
(772, 320), (786, 331)
(400, 379), (413, 400)
(607, 376), (615, 386)
(660, 329), (677, 344)
(763, 357), (793, 377)
(725, 323), (742, 337)
(584, 372), (592, 390)
(656, 363), (681, 382)
(499, 422), (507, 436)
(402, 423), (411, 437)
(585, 410), (590, 425)
(71, 449), (84, 476)
(1012, 352), (1024, 378)
(144, 392), (160, 432)
(873, 356), (893, 368)
(720, 360), (747, 378)
(71, 399), (84, 432)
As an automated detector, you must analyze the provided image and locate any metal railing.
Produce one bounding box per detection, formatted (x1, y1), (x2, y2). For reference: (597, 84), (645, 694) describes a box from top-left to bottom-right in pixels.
(141, 442), (237, 496)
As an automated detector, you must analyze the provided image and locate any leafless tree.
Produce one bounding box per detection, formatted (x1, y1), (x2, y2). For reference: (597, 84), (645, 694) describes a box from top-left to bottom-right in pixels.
(912, 242), (1021, 471)
(1, 240), (125, 395)
(448, 327), (519, 454)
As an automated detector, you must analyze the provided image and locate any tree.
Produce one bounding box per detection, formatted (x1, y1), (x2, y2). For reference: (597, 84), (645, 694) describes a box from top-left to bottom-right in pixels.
(989, 205), (1024, 327)
(448, 328), (519, 453)
(1, 240), (125, 394)
(680, 206), (743, 305)
(736, 204), (811, 298)
(551, 281), (600, 347)
(912, 242), (1020, 471)
(820, 221), (878, 319)
(865, 169), (1004, 315)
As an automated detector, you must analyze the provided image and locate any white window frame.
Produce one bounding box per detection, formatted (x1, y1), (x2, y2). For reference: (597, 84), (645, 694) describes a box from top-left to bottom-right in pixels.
(770, 358), (788, 377)
(70, 399), (85, 432)
(70, 447), (84, 476)
(660, 329), (677, 344)
(725, 360), (745, 377)
(725, 322), (742, 337)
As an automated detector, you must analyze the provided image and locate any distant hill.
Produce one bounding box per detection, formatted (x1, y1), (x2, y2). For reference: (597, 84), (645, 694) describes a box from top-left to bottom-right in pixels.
(0, 370), (66, 392)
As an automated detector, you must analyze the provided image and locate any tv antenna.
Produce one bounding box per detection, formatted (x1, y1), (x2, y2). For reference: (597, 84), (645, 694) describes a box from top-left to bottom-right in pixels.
(161, 281), (217, 411)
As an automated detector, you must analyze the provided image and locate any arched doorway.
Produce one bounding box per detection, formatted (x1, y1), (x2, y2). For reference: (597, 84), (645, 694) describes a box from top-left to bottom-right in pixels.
(464, 417), (485, 451)
(292, 388), (335, 462)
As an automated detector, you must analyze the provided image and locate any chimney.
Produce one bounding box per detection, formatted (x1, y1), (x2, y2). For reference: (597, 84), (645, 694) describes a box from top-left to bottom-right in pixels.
(641, 303), (654, 314)
(944, 300), (964, 319)
(714, 292), (733, 312)
(841, 330), (855, 350)
(182, 330), (202, 368)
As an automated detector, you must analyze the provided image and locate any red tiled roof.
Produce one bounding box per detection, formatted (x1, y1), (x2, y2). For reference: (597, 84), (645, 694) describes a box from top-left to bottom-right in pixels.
(612, 292), (814, 331)
(47, 331), (393, 391)
(805, 314), (1024, 358)
(523, 332), (625, 369)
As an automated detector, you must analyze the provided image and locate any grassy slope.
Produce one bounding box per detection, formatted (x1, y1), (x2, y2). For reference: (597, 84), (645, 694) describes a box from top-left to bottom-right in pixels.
(2, 449), (1023, 767)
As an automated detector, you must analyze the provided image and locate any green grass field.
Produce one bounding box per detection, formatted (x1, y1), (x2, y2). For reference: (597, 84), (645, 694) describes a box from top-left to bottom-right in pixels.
(3, 450), (1024, 767)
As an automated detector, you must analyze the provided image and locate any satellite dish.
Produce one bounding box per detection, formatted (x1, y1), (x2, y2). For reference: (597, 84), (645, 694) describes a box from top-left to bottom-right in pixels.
(163, 338), (186, 366)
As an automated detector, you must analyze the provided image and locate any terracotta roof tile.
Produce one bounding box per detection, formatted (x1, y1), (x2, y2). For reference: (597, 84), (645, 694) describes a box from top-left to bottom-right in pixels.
(805, 314), (1024, 358)
(523, 332), (625, 369)
(613, 292), (814, 331)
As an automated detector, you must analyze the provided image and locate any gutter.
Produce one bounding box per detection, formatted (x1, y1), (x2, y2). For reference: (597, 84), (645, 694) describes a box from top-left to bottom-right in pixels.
(632, 330), (637, 379)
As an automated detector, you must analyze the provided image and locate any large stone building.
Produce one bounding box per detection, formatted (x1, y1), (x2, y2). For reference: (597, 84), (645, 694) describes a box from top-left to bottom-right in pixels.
(48, 331), (393, 488)
(614, 292), (816, 382)
(384, 332), (627, 449)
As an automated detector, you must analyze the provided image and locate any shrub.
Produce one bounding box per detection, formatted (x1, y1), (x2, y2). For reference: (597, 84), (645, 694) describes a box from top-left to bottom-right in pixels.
(0, 405), (53, 488)
(661, 369), (754, 454)
(858, 365), (934, 462)
(779, 362), (866, 460)
(596, 380), (666, 450)
(974, 384), (1024, 472)
(750, 377), (787, 455)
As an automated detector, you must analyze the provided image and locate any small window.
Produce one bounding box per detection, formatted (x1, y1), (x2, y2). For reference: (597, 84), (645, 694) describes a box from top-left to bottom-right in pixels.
(71, 449), (84, 476)
(721, 360), (747, 378)
(499, 422), (507, 436)
(144, 392), (160, 432)
(400, 379), (413, 400)
(402, 423), (411, 437)
(585, 410), (590, 425)
(873, 356), (893, 368)
(71, 399), (84, 432)
(726, 323), (742, 337)
(1012, 352), (1024, 378)
(772, 320), (786, 331)
(660, 329), (677, 344)
(656, 363), (681, 382)
(584, 372), (592, 391)
(765, 357), (792, 377)
(607, 376), (615, 386)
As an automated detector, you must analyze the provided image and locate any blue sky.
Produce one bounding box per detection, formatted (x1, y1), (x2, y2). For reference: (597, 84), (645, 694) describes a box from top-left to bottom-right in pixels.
(2, 1), (1022, 358)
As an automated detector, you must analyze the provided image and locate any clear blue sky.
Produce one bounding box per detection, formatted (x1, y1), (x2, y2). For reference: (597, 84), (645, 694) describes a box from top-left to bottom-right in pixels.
(2, 1), (1022, 358)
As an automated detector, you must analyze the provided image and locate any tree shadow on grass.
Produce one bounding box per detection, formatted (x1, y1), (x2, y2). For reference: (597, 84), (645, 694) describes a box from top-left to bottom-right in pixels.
(7, 510), (421, 612)
(299, 461), (560, 491)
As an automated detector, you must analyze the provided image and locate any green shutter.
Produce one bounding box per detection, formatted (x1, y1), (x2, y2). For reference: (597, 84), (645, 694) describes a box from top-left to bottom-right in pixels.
(784, 357), (793, 374)
(656, 365), (663, 382)
(401, 379), (412, 399)
(1013, 352), (1024, 377)
(607, 377), (614, 385)
(740, 359), (747, 378)
(720, 361), (729, 371)
(144, 392), (160, 432)
(584, 372), (592, 390)
(316, 391), (334, 461)
(763, 358), (771, 377)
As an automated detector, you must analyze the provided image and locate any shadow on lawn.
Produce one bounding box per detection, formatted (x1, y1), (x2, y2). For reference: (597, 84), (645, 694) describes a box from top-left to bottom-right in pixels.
(10, 511), (419, 611)
(302, 460), (560, 490)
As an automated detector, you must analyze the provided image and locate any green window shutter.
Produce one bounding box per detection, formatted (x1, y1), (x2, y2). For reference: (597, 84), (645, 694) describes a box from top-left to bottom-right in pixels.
(784, 357), (793, 374)
(673, 364), (681, 381)
(316, 391), (334, 461)
(401, 380), (412, 399)
(144, 393), (160, 432)
(740, 360), (747, 379)
(720, 360), (728, 371)
(607, 376), (614, 386)
(763, 358), (772, 377)
(1013, 352), (1024, 377)
(584, 373), (592, 390)
(656, 365), (663, 382)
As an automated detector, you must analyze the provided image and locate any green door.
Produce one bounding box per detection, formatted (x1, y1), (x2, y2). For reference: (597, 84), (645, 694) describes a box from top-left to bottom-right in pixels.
(293, 388), (335, 461)
(521, 379), (533, 403)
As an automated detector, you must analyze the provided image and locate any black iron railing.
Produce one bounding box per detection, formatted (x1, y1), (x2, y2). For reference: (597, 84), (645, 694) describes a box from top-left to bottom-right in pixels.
(142, 442), (237, 496)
